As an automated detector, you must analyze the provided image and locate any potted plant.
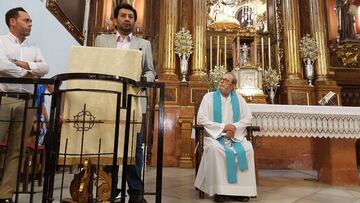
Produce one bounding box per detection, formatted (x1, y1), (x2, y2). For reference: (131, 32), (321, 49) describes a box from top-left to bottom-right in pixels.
(174, 28), (193, 82)
(299, 34), (319, 86)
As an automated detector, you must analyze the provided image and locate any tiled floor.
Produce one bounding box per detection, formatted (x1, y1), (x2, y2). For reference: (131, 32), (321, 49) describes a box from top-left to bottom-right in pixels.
(15, 167), (360, 203)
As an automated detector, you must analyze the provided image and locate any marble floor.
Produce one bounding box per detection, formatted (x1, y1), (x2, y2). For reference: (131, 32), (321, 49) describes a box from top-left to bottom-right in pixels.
(15, 167), (360, 203)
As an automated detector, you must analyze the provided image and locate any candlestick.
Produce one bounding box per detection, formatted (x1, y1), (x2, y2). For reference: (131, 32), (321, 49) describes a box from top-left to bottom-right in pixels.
(268, 36), (271, 69)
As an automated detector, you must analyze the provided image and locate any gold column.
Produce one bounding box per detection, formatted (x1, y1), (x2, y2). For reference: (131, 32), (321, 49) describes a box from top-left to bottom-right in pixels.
(159, 0), (178, 79)
(283, 0), (302, 79)
(309, 0), (341, 105)
(309, 0), (329, 81)
(190, 0), (206, 80)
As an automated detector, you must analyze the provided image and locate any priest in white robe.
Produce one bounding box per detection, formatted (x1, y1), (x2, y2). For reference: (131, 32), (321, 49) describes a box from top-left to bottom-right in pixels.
(194, 72), (257, 202)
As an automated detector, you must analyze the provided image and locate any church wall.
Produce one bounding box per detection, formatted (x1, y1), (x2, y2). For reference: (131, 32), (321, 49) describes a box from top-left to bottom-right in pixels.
(352, 0), (360, 34)
(328, 0), (338, 42)
(0, 0), (80, 77)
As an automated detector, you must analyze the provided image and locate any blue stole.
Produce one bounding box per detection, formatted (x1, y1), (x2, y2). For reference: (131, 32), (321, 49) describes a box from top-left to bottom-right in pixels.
(213, 90), (248, 184)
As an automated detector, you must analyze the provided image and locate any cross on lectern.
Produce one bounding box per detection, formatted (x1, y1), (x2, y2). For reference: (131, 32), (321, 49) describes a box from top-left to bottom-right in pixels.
(65, 104), (103, 132)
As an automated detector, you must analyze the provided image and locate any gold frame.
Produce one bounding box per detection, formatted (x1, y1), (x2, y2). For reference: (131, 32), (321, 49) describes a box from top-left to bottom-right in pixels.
(46, 0), (85, 45)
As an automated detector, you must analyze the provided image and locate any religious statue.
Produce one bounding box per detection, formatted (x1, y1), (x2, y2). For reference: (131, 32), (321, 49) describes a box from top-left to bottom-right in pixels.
(240, 43), (250, 65)
(335, 0), (357, 40)
(209, 0), (240, 24)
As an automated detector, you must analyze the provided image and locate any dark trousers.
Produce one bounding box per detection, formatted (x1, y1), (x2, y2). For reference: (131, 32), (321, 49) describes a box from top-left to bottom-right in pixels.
(104, 116), (145, 199)
(126, 131), (144, 199)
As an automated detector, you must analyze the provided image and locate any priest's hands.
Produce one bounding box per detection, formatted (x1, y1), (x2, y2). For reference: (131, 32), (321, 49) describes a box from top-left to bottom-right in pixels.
(224, 124), (236, 139)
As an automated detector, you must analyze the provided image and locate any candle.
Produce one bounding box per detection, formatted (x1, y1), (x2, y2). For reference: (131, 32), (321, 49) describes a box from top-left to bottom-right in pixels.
(237, 36), (240, 67)
(261, 37), (264, 72)
(217, 35), (220, 67)
(306, 93), (309, 105)
(268, 36), (271, 69)
(210, 36), (213, 71)
(224, 36), (227, 68)
(232, 42), (236, 70)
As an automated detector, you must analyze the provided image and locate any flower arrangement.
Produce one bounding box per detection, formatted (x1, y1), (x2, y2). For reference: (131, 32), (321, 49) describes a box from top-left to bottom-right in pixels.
(174, 28), (193, 57)
(299, 34), (319, 61)
(208, 65), (227, 90)
(256, 13), (266, 24)
(263, 68), (280, 88)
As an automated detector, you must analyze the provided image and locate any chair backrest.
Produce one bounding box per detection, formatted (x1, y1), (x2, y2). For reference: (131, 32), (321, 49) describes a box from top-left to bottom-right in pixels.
(194, 97), (201, 126)
(193, 96), (205, 198)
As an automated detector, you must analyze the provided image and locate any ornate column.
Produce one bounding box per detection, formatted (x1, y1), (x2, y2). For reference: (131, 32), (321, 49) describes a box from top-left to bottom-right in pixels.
(309, 0), (329, 81)
(278, 0), (317, 107)
(159, 0), (178, 80)
(282, 0), (302, 80)
(279, 0), (315, 105)
(190, 0), (206, 80)
(309, 0), (341, 106)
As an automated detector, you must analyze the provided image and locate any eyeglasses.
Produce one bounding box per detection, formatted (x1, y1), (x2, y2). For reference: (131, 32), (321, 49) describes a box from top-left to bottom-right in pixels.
(219, 77), (232, 84)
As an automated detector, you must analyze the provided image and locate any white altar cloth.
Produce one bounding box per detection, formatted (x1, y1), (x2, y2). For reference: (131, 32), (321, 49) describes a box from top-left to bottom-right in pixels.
(248, 104), (360, 139)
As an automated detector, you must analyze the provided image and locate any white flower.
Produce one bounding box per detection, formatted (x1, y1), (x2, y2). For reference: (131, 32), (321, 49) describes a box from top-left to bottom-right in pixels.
(208, 65), (227, 90)
(174, 28), (193, 57)
(299, 34), (319, 61)
(263, 68), (280, 88)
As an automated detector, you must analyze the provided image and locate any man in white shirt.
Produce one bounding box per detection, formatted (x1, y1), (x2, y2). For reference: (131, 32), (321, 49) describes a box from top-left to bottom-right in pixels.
(194, 72), (256, 202)
(0, 7), (48, 202)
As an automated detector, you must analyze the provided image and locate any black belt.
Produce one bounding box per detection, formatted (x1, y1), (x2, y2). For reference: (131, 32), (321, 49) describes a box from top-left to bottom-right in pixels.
(2, 94), (31, 100)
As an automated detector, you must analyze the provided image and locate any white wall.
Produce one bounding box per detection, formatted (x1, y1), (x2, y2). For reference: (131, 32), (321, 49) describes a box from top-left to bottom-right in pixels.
(0, 0), (80, 77)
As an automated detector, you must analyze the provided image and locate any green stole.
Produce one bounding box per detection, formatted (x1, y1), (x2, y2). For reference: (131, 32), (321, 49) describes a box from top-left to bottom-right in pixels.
(213, 90), (248, 184)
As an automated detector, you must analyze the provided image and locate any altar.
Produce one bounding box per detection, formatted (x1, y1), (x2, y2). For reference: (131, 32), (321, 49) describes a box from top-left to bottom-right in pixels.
(249, 104), (360, 185)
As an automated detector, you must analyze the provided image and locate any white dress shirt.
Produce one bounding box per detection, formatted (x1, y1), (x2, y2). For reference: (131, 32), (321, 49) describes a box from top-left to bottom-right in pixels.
(0, 32), (49, 93)
(116, 32), (132, 49)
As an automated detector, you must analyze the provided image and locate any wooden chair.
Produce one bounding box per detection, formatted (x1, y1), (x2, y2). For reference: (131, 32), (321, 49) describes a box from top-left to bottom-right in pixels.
(21, 136), (46, 192)
(0, 136), (45, 192)
(193, 101), (260, 199)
